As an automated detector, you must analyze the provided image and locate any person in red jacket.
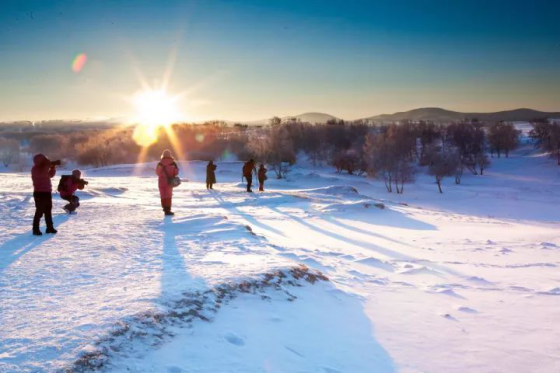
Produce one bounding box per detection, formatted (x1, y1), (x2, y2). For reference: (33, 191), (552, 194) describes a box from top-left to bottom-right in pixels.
(258, 164), (268, 191)
(59, 169), (88, 213)
(156, 149), (179, 216)
(31, 154), (59, 235)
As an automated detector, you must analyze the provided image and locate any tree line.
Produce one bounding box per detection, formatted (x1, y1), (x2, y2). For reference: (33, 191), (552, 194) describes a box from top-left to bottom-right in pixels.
(6, 117), (560, 194)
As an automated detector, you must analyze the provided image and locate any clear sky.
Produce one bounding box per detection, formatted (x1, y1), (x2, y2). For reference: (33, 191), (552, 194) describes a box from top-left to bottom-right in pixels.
(0, 0), (559, 122)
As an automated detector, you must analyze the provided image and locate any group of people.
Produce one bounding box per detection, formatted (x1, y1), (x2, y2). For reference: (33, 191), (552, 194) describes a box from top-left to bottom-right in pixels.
(30, 150), (269, 233)
(30, 154), (88, 236)
(158, 152), (269, 216)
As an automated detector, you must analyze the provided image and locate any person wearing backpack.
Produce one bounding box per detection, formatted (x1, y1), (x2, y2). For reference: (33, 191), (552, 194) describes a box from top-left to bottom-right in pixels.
(58, 169), (88, 213)
(258, 164), (268, 192)
(206, 161), (217, 190)
(31, 154), (60, 236)
(242, 158), (257, 192)
(156, 149), (179, 216)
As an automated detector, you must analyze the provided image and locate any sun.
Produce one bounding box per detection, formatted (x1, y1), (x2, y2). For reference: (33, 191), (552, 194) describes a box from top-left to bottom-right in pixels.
(133, 89), (180, 127)
(131, 89), (182, 147)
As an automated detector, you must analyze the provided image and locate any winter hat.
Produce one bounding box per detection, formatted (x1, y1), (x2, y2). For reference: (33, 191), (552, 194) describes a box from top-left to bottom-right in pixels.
(33, 154), (47, 165)
(162, 149), (172, 159)
(72, 169), (82, 178)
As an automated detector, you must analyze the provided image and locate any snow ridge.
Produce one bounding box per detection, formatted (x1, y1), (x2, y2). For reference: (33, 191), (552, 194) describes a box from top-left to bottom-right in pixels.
(67, 265), (328, 373)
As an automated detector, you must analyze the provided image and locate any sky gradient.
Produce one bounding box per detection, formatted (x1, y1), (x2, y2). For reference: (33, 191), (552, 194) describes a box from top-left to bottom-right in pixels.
(0, 0), (559, 122)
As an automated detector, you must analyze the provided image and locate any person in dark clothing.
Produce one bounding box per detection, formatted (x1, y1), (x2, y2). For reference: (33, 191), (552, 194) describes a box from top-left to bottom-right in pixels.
(206, 161), (217, 189)
(59, 169), (88, 213)
(258, 164), (268, 192)
(31, 154), (59, 236)
(242, 158), (257, 192)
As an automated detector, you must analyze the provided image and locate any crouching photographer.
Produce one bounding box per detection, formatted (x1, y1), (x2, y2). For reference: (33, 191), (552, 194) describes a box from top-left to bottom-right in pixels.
(58, 169), (89, 214)
(31, 154), (60, 235)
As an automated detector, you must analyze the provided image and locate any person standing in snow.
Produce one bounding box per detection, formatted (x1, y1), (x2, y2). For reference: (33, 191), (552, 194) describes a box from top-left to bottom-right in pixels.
(156, 149), (179, 216)
(31, 154), (60, 235)
(242, 158), (257, 192)
(206, 160), (217, 189)
(58, 169), (88, 214)
(258, 164), (268, 192)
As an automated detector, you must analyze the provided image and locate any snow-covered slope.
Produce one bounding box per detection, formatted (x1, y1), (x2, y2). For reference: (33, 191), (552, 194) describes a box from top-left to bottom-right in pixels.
(1, 146), (560, 372)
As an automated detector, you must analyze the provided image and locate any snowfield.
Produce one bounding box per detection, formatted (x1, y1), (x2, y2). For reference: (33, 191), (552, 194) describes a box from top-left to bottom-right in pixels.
(1, 144), (560, 372)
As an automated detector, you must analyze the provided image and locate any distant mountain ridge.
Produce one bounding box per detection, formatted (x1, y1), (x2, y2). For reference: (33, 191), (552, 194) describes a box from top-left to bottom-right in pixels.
(242, 108), (560, 125)
(363, 107), (560, 123)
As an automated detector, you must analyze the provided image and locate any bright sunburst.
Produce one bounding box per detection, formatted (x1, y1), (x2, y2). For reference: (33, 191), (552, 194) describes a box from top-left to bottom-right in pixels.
(130, 89), (182, 147)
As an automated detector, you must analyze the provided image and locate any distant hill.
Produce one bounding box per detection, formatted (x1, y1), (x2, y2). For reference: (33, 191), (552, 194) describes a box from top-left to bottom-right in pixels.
(364, 108), (560, 123)
(287, 112), (340, 124)
(243, 112), (339, 125)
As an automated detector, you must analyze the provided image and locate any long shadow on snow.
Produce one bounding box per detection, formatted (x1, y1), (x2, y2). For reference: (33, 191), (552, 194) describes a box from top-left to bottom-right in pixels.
(210, 191), (285, 237)
(0, 214), (71, 273)
(159, 216), (208, 300)
(268, 206), (463, 277)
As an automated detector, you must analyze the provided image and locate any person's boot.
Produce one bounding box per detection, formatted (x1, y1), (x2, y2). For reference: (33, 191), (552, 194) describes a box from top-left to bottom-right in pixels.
(33, 228), (42, 236)
(46, 227), (58, 234)
(164, 207), (175, 216)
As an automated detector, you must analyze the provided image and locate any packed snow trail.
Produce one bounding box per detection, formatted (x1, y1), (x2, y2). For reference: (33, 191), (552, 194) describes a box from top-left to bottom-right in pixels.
(1, 146), (560, 372)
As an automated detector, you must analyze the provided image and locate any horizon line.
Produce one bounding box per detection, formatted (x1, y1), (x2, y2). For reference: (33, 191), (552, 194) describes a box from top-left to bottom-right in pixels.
(2, 106), (560, 124)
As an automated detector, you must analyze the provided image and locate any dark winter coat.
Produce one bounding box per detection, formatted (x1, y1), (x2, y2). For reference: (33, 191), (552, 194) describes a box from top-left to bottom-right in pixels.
(243, 160), (256, 178)
(206, 163), (217, 184)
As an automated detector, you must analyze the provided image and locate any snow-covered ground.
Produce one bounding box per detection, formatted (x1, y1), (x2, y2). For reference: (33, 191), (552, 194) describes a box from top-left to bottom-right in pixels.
(1, 144), (560, 372)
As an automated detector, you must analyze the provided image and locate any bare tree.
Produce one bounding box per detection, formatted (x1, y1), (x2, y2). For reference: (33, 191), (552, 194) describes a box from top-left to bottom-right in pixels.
(247, 125), (296, 179)
(28, 134), (69, 160)
(475, 152), (490, 175)
(0, 138), (19, 167)
(488, 122), (520, 158)
(425, 147), (459, 193)
(363, 124), (416, 194)
(530, 120), (560, 164)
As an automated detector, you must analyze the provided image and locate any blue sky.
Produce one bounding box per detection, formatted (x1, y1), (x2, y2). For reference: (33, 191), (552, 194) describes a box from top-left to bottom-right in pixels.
(0, 0), (559, 121)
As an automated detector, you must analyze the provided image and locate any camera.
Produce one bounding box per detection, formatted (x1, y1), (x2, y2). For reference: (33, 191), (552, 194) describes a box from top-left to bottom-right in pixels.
(51, 160), (62, 166)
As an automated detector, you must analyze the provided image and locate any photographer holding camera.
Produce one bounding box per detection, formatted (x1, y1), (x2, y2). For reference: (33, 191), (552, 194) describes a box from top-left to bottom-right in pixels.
(58, 169), (88, 213)
(31, 154), (60, 235)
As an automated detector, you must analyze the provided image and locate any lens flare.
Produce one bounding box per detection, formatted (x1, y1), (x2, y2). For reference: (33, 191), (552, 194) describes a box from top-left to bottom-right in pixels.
(72, 53), (87, 73)
(132, 124), (159, 147)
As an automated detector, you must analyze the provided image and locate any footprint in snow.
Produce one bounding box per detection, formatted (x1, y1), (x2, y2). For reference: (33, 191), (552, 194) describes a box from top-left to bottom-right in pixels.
(457, 306), (478, 314)
(441, 313), (458, 321)
(466, 276), (493, 285)
(224, 332), (245, 346)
